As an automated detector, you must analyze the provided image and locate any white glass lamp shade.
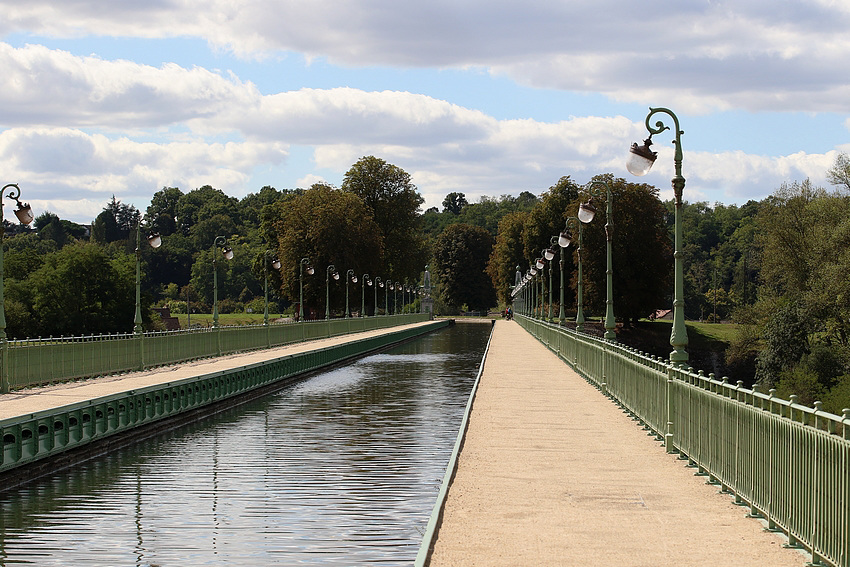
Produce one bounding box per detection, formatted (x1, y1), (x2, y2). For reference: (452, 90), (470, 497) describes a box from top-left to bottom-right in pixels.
(544, 248), (555, 261)
(558, 231), (572, 248)
(578, 202), (596, 224)
(147, 233), (162, 248)
(530, 267), (537, 276)
(306, 266), (314, 275)
(222, 246), (234, 260)
(333, 272), (340, 280)
(535, 258), (544, 270)
(272, 258), (282, 270)
(626, 140), (657, 176)
(352, 275), (358, 283)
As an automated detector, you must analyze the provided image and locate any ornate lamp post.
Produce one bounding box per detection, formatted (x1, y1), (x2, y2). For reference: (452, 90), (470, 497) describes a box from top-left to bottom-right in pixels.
(374, 277), (382, 316)
(392, 282), (399, 315)
(558, 218), (587, 332)
(529, 264), (538, 318)
(384, 280), (391, 315)
(580, 179), (616, 341)
(362, 274), (371, 317)
(543, 245), (556, 322)
(326, 265), (339, 320)
(263, 252), (282, 326)
(535, 257), (545, 319)
(133, 218), (162, 334)
(345, 269), (357, 318)
(212, 236), (234, 328)
(0, 184), (34, 393)
(299, 257), (314, 322)
(628, 107), (688, 363)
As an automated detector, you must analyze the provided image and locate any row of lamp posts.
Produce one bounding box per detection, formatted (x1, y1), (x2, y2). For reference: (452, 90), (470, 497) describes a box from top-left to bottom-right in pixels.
(510, 106), (689, 363)
(0, 106), (687, 366)
(309, 262), (422, 320)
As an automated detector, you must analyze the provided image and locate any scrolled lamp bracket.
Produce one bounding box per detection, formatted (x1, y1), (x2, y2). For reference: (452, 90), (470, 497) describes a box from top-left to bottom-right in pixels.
(2, 184), (34, 226)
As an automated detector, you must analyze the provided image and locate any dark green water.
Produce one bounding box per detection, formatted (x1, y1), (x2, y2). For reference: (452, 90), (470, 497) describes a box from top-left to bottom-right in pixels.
(0, 322), (491, 566)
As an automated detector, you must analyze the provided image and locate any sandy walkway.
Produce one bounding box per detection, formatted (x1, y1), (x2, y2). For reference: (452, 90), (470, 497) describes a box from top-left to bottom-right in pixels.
(427, 320), (807, 567)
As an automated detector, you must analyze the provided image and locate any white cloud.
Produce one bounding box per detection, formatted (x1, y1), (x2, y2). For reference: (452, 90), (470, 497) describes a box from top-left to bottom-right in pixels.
(0, 37), (844, 223)
(3, 1), (850, 113)
(0, 127), (288, 221)
(0, 43), (259, 128)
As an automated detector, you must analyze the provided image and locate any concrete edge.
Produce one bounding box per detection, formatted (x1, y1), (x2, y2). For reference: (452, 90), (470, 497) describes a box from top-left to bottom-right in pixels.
(414, 319), (496, 567)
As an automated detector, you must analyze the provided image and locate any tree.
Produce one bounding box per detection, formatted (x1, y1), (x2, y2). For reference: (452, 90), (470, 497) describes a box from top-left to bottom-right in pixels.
(579, 177), (672, 326)
(35, 212), (66, 248)
(24, 243), (140, 336)
(521, 176), (580, 263)
(341, 156), (426, 282)
(486, 211), (530, 305)
(177, 185), (241, 237)
(442, 192), (468, 215)
(434, 223), (496, 312)
(266, 183), (383, 317)
(827, 151), (850, 191)
(146, 186), (183, 237)
(91, 196), (139, 244)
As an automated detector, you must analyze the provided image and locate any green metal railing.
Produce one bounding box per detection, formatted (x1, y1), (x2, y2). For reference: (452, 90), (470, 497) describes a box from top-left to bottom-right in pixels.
(0, 319), (448, 477)
(517, 314), (850, 567)
(2, 314), (430, 392)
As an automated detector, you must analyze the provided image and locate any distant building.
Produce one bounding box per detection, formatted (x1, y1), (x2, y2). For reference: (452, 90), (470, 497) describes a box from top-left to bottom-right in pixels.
(650, 309), (672, 321)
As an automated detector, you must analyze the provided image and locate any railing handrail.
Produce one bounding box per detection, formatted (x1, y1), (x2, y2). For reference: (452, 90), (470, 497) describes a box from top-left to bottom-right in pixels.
(1, 313), (431, 391)
(515, 313), (849, 567)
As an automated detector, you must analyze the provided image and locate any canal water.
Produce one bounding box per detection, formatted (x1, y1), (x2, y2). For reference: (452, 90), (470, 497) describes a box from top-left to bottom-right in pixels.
(0, 321), (492, 567)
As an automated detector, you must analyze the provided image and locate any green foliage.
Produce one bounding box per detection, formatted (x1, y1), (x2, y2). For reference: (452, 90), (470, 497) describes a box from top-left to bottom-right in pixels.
(755, 300), (811, 388)
(269, 183), (383, 317)
(146, 186), (183, 237)
(6, 242), (143, 337)
(442, 192), (468, 215)
(434, 223), (496, 311)
(579, 177), (672, 325)
(821, 375), (850, 415)
(486, 211), (530, 305)
(827, 151), (850, 191)
(342, 156), (427, 281)
(91, 196), (139, 244)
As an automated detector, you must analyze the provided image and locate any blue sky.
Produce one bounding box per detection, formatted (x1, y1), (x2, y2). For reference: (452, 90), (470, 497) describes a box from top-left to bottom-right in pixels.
(1, 1), (849, 224)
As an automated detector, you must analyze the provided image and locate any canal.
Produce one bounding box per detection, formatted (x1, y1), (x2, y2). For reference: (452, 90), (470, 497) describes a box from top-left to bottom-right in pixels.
(0, 321), (492, 566)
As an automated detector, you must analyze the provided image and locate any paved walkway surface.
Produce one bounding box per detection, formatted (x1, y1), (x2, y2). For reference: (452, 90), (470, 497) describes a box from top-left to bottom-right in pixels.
(0, 321), (438, 420)
(427, 320), (807, 567)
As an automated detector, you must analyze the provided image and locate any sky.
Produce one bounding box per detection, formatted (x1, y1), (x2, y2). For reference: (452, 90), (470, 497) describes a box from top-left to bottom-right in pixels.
(1, 0), (849, 225)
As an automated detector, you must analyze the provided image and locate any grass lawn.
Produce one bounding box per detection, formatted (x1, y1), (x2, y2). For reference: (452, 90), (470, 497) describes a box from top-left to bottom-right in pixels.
(173, 313), (289, 327)
(633, 319), (739, 349)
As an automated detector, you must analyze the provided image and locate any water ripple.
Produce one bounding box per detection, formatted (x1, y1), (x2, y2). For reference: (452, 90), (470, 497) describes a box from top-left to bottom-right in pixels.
(0, 323), (490, 567)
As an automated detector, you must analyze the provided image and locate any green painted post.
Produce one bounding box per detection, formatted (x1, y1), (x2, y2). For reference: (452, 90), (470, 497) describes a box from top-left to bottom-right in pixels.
(584, 179), (616, 341)
(576, 221), (585, 332)
(362, 274), (370, 317)
(326, 265), (338, 320)
(345, 269), (355, 318)
(0, 184), (33, 392)
(628, 107), (687, 362)
(299, 257), (313, 339)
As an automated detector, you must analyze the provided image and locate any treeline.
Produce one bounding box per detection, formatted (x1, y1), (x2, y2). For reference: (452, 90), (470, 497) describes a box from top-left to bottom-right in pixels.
(5, 148), (850, 411)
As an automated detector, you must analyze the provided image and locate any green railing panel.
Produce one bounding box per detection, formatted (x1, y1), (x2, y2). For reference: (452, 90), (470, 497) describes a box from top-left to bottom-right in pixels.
(3, 314), (430, 391)
(515, 314), (850, 567)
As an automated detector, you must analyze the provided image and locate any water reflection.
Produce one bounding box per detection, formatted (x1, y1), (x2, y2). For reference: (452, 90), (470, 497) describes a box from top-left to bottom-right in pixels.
(0, 322), (491, 566)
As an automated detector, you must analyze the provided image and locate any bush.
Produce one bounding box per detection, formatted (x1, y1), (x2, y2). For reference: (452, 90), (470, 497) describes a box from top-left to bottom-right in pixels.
(775, 366), (826, 407)
(217, 298), (243, 314)
(823, 375), (850, 414)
